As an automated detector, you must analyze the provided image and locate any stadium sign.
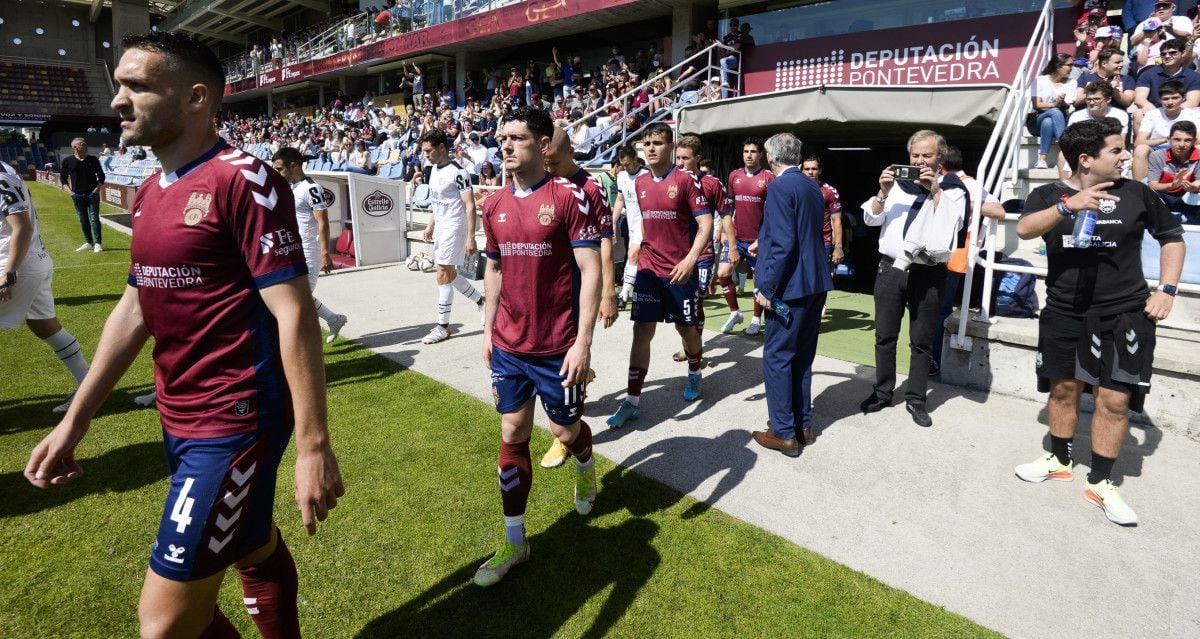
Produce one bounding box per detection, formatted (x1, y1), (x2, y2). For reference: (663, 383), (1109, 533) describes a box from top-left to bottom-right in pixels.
(742, 11), (1046, 95)
(362, 190), (393, 217)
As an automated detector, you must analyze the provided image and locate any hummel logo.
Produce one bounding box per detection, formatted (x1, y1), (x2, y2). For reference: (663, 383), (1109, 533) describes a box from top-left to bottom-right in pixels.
(499, 213), (507, 222)
(134, 209), (142, 217)
(260, 233), (275, 254)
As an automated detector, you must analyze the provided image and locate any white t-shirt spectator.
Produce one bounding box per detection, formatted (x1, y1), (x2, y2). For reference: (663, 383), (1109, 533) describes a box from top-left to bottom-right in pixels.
(1137, 16), (1193, 39)
(1139, 106), (1200, 140)
(1035, 74), (1077, 104)
(1068, 105), (1130, 136)
(466, 144), (488, 172)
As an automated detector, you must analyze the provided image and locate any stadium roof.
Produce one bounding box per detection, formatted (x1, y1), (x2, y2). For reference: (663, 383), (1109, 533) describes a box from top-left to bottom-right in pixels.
(156, 0), (329, 45)
(59, 0), (180, 22)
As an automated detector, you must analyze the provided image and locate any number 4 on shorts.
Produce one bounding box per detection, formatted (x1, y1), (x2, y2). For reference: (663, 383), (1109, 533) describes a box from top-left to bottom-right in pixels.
(170, 477), (196, 533)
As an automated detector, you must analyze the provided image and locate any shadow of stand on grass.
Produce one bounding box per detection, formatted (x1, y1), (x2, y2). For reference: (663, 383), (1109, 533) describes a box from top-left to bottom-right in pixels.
(356, 517), (660, 639)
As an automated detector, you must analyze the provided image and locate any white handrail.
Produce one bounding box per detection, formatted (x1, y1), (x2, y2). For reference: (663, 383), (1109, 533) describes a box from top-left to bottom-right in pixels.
(952, 0), (1055, 350)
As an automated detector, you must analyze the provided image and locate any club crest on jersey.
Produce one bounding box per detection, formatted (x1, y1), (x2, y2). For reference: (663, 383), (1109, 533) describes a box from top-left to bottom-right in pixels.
(538, 203), (555, 226)
(183, 192), (212, 226)
(1099, 199), (1116, 215)
(234, 399), (250, 416)
(667, 184), (678, 199)
(757, 179), (766, 188)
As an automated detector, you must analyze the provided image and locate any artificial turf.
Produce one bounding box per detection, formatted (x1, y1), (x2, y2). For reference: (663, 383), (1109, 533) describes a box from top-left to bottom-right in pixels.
(1, 182), (982, 638)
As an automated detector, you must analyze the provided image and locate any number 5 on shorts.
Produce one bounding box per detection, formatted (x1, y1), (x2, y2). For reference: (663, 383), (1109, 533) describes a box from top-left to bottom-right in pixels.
(170, 477), (196, 533)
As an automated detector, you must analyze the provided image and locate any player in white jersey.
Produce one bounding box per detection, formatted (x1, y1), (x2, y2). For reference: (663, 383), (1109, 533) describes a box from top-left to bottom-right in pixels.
(272, 148), (348, 343)
(612, 144), (649, 306)
(417, 129), (483, 344)
(0, 160), (90, 413)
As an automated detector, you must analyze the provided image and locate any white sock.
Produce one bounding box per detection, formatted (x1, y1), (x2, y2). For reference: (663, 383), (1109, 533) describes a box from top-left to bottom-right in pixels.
(626, 394), (640, 407)
(575, 456), (595, 472)
(437, 283), (453, 325)
(314, 298), (340, 325)
(44, 328), (88, 385)
(504, 514), (525, 546)
(451, 274), (482, 305)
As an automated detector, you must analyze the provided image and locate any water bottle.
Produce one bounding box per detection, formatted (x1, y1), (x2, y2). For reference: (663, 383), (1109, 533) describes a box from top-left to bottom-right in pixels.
(1071, 209), (1097, 249)
(770, 298), (790, 318)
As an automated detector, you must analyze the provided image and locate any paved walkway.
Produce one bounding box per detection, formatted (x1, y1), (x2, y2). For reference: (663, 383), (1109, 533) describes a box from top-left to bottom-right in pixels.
(316, 264), (1200, 639)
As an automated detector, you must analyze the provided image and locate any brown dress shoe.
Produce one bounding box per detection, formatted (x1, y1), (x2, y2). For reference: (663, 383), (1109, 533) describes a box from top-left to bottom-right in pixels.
(801, 427), (814, 446)
(752, 429), (801, 457)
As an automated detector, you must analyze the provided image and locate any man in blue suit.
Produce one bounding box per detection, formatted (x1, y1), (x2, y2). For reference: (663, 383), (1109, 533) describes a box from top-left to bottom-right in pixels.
(750, 133), (834, 457)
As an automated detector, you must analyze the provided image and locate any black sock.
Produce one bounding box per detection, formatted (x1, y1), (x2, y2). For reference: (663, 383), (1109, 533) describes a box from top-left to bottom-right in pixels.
(1088, 453), (1116, 484)
(1050, 435), (1073, 466)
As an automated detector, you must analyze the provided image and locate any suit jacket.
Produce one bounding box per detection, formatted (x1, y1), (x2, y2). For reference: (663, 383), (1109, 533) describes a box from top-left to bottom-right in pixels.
(755, 166), (834, 302)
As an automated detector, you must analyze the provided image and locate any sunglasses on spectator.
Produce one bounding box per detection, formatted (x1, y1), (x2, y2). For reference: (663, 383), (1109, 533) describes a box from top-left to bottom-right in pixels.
(1162, 49), (1182, 56)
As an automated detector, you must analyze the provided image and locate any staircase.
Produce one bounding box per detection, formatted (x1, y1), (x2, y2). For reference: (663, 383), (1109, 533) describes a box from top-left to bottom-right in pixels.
(564, 40), (741, 168)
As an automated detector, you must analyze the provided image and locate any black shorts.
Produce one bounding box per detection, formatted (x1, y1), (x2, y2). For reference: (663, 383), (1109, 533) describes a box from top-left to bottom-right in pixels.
(1036, 308), (1156, 395)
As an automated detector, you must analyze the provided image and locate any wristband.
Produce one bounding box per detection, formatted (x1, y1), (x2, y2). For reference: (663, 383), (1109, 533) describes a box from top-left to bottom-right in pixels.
(1161, 283), (1178, 297)
(1, 271), (14, 287)
(1056, 199), (1073, 217)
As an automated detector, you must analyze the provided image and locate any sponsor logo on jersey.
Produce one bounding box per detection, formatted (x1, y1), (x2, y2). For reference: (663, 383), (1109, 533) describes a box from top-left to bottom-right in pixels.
(322, 187), (335, 208)
(538, 203), (554, 226)
(667, 184), (678, 199)
(183, 192), (212, 226)
(260, 229), (301, 256)
(362, 190), (393, 217)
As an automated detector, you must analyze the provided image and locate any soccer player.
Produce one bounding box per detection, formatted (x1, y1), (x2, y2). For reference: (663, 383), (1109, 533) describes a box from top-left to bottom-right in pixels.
(272, 147), (349, 343)
(476, 107), (602, 586)
(538, 126), (614, 469)
(1014, 118), (1184, 525)
(417, 129), (484, 344)
(670, 134), (729, 362)
(800, 155), (843, 317)
(25, 32), (344, 638)
(0, 160), (90, 414)
(719, 137), (773, 335)
(607, 123), (713, 428)
(613, 144), (649, 306)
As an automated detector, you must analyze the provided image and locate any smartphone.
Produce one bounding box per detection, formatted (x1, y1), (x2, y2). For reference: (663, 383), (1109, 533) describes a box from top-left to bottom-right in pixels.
(891, 164), (923, 181)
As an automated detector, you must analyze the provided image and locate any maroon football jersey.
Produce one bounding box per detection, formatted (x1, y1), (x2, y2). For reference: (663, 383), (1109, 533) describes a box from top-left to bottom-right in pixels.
(568, 167), (613, 239)
(820, 181), (842, 247)
(634, 166), (710, 278)
(728, 167), (773, 242)
(483, 173), (600, 356)
(699, 173), (727, 261)
(128, 141), (307, 439)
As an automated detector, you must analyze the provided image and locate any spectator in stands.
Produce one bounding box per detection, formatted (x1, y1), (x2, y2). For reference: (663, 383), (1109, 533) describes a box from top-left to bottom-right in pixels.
(1032, 53), (1078, 169)
(1147, 120), (1200, 222)
(720, 17), (746, 98)
(1070, 81), (1130, 137)
(465, 132), (488, 173)
(99, 144), (112, 157)
(1131, 1), (1193, 48)
(1075, 47), (1134, 109)
(1074, 8), (1110, 62)
(1137, 19), (1172, 68)
(1133, 80), (1200, 179)
(59, 138), (105, 253)
(347, 140), (372, 174)
(698, 77), (723, 103)
(271, 37), (283, 68)
(477, 160), (500, 186)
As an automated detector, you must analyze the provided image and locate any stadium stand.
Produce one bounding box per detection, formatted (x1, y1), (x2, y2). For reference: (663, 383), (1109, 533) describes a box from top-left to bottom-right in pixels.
(0, 61), (96, 116)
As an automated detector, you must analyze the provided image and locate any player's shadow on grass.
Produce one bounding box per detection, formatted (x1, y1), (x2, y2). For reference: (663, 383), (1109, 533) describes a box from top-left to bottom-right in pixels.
(53, 292), (123, 307)
(323, 350), (413, 387)
(356, 517), (660, 639)
(1035, 403), (1164, 484)
(0, 440), (165, 519)
(593, 429), (756, 519)
(0, 386), (160, 435)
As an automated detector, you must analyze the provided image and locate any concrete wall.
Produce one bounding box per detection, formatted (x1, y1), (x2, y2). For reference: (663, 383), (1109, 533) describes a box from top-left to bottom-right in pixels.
(0, 5), (96, 63)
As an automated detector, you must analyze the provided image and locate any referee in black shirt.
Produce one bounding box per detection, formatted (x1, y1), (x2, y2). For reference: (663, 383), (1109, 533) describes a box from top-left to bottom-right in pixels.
(59, 137), (105, 253)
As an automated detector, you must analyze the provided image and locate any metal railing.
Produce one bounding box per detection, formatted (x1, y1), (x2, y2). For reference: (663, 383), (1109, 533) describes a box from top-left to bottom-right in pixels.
(953, 0), (1198, 351)
(562, 41), (741, 168)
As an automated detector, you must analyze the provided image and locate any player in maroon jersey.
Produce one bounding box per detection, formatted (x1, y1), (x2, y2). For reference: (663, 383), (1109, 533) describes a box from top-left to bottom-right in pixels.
(669, 134), (729, 362)
(476, 107), (602, 586)
(718, 138), (774, 335)
(537, 125), (614, 469)
(607, 123), (713, 428)
(800, 155), (844, 317)
(24, 32), (343, 639)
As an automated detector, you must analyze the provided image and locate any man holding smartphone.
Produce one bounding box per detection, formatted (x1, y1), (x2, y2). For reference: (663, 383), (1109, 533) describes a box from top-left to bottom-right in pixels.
(859, 130), (967, 427)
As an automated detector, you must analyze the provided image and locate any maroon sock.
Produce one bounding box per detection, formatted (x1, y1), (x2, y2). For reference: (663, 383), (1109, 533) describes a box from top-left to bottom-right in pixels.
(566, 421), (593, 464)
(498, 439), (532, 517)
(236, 533), (300, 639)
(627, 367), (648, 397)
(753, 299), (763, 319)
(686, 350), (703, 372)
(719, 275), (738, 311)
(197, 607), (241, 639)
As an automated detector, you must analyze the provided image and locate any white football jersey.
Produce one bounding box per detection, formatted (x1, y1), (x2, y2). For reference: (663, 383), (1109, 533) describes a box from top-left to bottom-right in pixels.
(616, 166), (649, 218)
(290, 177), (326, 264)
(427, 160), (471, 225)
(0, 161), (49, 270)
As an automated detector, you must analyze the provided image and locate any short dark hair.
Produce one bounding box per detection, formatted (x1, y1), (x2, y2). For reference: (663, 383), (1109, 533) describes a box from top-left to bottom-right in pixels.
(800, 154), (822, 167)
(1096, 47), (1123, 64)
(742, 136), (764, 153)
(1084, 80), (1114, 100)
(942, 146), (964, 172)
(1170, 120), (1198, 138)
(642, 121), (673, 143)
(1060, 118), (1125, 172)
(122, 31), (225, 113)
(617, 144), (640, 161)
(271, 147), (305, 166)
(417, 129), (448, 149)
(1162, 37), (1189, 54)
(1160, 80), (1185, 98)
(501, 106), (555, 140)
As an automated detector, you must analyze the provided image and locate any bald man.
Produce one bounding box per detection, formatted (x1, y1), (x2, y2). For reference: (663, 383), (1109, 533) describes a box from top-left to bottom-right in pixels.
(539, 127), (615, 468)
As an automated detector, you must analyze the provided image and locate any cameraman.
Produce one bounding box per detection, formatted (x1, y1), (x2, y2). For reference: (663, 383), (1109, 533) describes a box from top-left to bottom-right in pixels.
(858, 130), (966, 428)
